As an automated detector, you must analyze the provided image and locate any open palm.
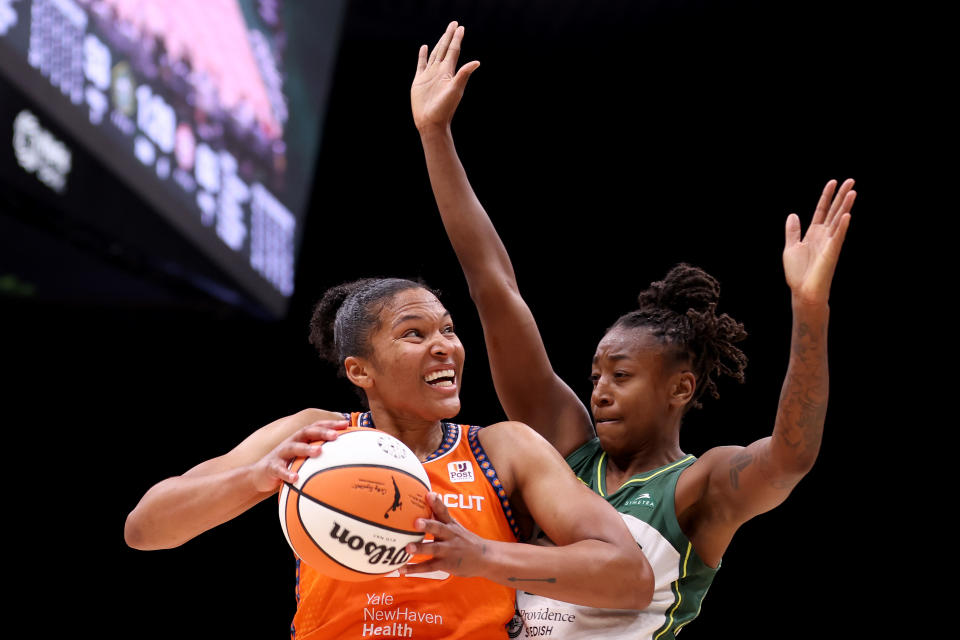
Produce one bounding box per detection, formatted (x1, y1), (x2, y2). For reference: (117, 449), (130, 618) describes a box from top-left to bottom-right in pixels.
(411, 21), (480, 132)
(783, 179), (856, 305)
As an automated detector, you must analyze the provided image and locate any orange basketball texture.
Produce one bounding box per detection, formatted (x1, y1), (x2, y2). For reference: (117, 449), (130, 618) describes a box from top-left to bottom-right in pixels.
(279, 427), (432, 581)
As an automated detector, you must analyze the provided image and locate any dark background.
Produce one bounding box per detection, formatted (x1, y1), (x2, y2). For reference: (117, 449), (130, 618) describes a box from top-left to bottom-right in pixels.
(4, 0), (929, 637)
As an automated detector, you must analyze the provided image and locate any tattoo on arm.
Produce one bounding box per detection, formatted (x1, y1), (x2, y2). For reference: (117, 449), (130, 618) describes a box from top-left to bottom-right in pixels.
(729, 451), (753, 490)
(777, 321), (828, 459)
(732, 319), (829, 494)
(729, 448), (795, 492)
(507, 577), (558, 583)
(760, 317), (830, 488)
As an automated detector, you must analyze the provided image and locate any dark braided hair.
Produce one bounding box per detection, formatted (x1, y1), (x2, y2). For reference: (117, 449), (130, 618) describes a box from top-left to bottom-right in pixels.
(612, 263), (748, 411)
(309, 277), (440, 376)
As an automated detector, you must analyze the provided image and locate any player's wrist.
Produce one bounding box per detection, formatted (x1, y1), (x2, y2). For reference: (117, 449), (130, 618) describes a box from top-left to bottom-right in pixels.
(417, 120), (452, 141)
(789, 294), (830, 318)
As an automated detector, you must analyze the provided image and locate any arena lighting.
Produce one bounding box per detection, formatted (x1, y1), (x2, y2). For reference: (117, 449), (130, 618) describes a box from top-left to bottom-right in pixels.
(0, 0), (346, 316)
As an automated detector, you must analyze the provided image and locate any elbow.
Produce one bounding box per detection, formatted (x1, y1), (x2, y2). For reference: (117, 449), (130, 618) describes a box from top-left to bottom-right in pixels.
(466, 277), (519, 307)
(124, 509), (181, 551)
(620, 545), (655, 610)
(769, 433), (821, 479)
(124, 511), (149, 550)
(590, 542), (654, 609)
(775, 444), (820, 479)
(791, 455), (818, 479)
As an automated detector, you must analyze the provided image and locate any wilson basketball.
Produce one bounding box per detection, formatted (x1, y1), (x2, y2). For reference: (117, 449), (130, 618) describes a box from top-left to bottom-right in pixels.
(278, 427), (432, 581)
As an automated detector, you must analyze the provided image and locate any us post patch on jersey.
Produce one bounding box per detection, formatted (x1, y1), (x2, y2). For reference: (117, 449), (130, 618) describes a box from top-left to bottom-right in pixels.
(447, 461), (475, 483)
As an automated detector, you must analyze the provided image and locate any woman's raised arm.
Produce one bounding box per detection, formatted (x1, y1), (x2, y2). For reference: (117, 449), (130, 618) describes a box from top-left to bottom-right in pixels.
(412, 22), (594, 456)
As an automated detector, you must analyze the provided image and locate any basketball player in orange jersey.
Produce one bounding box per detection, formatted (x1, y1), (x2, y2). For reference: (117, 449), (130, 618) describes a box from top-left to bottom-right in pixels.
(124, 276), (655, 639)
(412, 21), (854, 638)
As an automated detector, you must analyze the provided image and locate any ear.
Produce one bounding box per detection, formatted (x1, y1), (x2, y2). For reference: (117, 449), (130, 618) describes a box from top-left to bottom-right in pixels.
(669, 370), (696, 408)
(344, 355), (375, 390)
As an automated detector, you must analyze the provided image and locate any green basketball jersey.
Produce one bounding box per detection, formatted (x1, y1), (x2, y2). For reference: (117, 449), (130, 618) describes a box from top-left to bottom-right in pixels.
(511, 439), (718, 640)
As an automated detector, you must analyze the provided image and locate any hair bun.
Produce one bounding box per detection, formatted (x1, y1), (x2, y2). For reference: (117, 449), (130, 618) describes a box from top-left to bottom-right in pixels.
(309, 277), (437, 372)
(637, 263), (720, 315)
(309, 281), (368, 366)
(613, 263), (746, 411)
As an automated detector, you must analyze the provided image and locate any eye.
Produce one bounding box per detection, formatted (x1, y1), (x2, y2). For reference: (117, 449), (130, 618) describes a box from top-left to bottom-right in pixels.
(614, 371), (630, 380)
(401, 328), (422, 339)
(442, 324), (455, 334)
(589, 373), (600, 386)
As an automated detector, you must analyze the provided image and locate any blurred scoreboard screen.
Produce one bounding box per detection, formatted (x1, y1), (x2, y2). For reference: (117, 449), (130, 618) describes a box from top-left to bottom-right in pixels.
(0, 0), (345, 316)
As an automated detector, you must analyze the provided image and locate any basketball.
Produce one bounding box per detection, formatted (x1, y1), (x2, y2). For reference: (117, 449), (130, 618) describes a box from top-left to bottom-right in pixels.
(279, 427), (433, 581)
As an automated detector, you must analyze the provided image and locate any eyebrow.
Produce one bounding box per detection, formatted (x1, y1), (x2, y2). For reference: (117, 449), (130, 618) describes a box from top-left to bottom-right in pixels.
(592, 353), (632, 364)
(392, 311), (451, 329)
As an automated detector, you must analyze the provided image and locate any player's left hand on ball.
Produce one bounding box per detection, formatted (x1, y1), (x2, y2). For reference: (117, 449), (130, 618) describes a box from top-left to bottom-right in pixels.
(249, 419), (349, 492)
(400, 492), (489, 578)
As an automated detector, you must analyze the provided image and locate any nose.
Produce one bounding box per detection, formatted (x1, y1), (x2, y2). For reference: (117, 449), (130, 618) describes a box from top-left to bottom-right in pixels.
(429, 331), (450, 357)
(591, 377), (612, 408)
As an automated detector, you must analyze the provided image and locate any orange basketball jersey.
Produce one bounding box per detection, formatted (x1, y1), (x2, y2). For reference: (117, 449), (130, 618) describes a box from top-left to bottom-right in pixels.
(290, 412), (521, 640)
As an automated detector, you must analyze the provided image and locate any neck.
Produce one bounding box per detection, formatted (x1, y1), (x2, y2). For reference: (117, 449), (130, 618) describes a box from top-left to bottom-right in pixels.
(366, 403), (444, 461)
(602, 418), (685, 488)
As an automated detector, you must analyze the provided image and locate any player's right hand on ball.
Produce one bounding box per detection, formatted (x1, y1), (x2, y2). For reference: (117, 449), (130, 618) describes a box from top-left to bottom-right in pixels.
(250, 420), (349, 493)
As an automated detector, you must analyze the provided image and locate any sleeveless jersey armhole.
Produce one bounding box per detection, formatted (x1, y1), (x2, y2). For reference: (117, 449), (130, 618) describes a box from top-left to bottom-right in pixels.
(565, 437), (602, 481)
(661, 458), (721, 570)
(467, 425), (522, 540)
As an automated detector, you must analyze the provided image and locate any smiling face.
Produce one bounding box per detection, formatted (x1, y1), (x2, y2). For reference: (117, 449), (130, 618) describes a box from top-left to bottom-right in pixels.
(590, 325), (695, 457)
(349, 287), (465, 422)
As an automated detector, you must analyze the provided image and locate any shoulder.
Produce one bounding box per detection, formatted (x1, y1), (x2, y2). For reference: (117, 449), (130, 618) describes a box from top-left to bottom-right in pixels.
(230, 408), (345, 457)
(257, 407), (344, 437)
(182, 408), (345, 477)
(675, 445), (744, 520)
(294, 407), (348, 424)
(475, 420), (552, 452)
(471, 421), (568, 494)
(476, 420), (573, 477)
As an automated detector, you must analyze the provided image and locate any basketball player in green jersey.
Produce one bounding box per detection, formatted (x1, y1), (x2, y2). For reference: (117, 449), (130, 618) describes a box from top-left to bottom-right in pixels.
(411, 22), (854, 639)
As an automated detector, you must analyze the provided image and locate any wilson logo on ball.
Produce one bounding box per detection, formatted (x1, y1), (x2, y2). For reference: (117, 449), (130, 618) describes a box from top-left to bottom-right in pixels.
(329, 522), (412, 566)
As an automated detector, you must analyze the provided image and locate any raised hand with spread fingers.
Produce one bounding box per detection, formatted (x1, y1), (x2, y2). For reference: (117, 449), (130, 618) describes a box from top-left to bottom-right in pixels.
(411, 21), (481, 134)
(784, 178), (856, 307)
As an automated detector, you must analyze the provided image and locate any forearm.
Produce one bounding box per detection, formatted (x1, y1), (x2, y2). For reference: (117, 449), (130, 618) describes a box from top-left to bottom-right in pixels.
(419, 126), (586, 441)
(124, 465), (271, 550)
(480, 538), (651, 610)
(769, 299), (831, 474)
(418, 124), (517, 299)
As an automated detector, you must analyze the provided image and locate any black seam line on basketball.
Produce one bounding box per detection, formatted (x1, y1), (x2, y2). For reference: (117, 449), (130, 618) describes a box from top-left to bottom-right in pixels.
(299, 463), (430, 490)
(288, 488), (408, 575)
(283, 481), (423, 536)
(297, 463), (430, 506)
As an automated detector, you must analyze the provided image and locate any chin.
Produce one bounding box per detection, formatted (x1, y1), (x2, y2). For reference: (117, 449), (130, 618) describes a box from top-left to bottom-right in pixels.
(436, 398), (461, 420)
(595, 424), (629, 454)
(594, 421), (621, 438)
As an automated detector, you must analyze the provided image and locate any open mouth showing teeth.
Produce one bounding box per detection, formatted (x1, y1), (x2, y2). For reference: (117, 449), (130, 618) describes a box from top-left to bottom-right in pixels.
(424, 369), (456, 388)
